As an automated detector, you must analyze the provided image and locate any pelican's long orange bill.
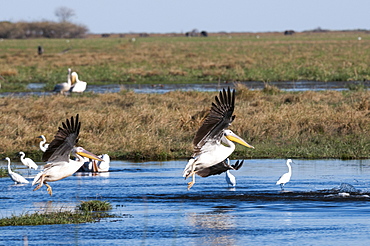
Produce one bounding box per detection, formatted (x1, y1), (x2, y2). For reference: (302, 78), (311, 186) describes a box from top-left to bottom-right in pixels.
(226, 134), (255, 149)
(77, 149), (104, 161)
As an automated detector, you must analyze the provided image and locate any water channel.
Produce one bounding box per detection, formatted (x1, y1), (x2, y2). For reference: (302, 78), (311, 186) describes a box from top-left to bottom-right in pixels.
(1, 159), (370, 245)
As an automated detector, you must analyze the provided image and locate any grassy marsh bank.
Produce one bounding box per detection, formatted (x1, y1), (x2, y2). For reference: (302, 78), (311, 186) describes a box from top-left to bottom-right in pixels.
(1, 32), (370, 92)
(0, 86), (369, 160)
(0, 200), (114, 226)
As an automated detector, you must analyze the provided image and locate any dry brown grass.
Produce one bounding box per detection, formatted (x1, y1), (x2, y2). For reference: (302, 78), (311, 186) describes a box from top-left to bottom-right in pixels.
(0, 88), (369, 161)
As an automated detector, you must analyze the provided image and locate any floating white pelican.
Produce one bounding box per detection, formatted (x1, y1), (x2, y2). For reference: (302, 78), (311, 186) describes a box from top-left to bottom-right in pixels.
(79, 154), (110, 172)
(53, 68), (72, 94)
(69, 72), (87, 93)
(183, 87), (254, 190)
(19, 151), (38, 171)
(37, 135), (49, 152)
(32, 114), (103, 196)
(276, 159), (293, 190)
(5, 157), (29, 184)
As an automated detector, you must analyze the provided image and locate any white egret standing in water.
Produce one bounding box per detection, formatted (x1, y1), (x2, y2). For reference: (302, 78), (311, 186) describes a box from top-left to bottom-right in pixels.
(224, 158), (244, 187)
(37, 135), (49, 152)
(183, 87), (254, 190)
(5, 157), (29, 184)
(19, 152), (38, 175)
(276, 159), (293, 190)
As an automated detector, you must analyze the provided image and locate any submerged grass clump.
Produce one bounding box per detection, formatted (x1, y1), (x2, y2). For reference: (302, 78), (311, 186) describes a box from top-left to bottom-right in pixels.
(0, 200), (114, 226)
(77, 200), (112, 212)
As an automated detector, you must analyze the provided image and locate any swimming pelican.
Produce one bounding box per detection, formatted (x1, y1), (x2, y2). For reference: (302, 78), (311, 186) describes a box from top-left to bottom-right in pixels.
(32, 114), (103, 196)
(69, 72), (87, 93)
(276, 159), (293, 190)
(5, 157), (29, 184)
(37, 135), (49, 152)
(19, 152), (38, 172)
(79, 154), (110, 172)
(53, 68), (72, 94)
(183, 87), (254, 190)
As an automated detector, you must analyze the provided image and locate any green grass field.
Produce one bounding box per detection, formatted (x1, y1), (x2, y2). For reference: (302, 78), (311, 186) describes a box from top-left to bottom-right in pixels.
(1, 31), (370, 92)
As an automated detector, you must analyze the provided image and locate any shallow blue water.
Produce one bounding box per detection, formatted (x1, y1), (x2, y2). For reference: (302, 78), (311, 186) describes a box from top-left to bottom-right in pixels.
(1, 159), (370, 245)
(2, 80), (368, 98)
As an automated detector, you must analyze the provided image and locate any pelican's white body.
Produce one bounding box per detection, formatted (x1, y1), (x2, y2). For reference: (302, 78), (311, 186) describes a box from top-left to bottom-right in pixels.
(70, 72), (87, 93)
(183, 135), (236, 178)
(32, 159), (86, 186)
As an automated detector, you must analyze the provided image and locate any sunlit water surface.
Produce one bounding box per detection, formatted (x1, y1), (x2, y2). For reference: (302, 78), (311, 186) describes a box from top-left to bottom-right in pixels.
(1, 159), (370, 245)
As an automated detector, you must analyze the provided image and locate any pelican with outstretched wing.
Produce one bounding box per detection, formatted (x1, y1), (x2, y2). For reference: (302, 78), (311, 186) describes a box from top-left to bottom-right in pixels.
(183, 87), (254, 190)
(32, 114), (103, 196)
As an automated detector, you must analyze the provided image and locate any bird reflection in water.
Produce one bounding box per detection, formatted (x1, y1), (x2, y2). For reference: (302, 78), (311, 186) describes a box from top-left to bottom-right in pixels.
(33, 201), (75, 214)
(186, 206), (237, 245)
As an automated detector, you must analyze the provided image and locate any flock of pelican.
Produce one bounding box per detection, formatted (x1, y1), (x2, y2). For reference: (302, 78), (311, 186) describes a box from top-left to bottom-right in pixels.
(53, 68), (87, 94)
(3, 86), (294, 196)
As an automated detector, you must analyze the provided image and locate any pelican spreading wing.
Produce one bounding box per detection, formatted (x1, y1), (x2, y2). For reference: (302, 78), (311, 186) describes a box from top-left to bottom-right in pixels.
(32, 114), (103, 196)
(69, 72), (87, 93)
(183, 87), (254, 189)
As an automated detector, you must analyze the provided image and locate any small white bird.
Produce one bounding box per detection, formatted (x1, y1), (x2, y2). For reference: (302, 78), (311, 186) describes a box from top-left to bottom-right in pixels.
(19, 151), (38, 170)
(5, 157), (29, 184)
(276, 159), (293, 190)
(224, 158), (244, 187)
(69, 72), (87, 93)
(225, 170), (236, 187)
(37, 135), (49, 152)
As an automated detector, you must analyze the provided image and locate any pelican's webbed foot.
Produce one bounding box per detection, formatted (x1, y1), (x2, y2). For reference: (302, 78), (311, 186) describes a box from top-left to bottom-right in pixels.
(45, 183), (53, 196)
(33, 174), (45, 192)
(187, 173), (195, 190)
